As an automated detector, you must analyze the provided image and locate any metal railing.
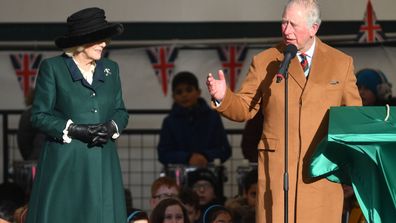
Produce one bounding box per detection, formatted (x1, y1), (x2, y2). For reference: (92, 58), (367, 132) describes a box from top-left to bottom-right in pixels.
(1, 109), (248, 211)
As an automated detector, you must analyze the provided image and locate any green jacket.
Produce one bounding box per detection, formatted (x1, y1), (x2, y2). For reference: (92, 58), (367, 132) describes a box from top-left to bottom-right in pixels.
(26, 54), (129, 223)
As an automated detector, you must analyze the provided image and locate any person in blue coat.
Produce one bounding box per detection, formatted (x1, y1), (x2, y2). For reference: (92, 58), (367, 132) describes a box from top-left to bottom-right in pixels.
(26, 7), (129, 223)
(157, 71), (231, 167)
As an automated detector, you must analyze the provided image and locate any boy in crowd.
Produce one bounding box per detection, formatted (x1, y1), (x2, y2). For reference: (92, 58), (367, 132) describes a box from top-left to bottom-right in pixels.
(188, 168), (224, 215)
(150, 176), (179, 209)
(157, 71), (231, 168)
(225, 168), (257, 223)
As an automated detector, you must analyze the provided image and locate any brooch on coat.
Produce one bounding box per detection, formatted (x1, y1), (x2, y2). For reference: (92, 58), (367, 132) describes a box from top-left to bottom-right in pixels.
(104, 68), (112, 76)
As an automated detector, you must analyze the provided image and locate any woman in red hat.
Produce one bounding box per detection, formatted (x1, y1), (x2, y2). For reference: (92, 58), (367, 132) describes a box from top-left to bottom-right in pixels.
(26, 7), (128, 223)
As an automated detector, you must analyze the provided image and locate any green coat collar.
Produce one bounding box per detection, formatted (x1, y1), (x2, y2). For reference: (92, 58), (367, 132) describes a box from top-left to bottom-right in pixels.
(63, 54), (105, 90)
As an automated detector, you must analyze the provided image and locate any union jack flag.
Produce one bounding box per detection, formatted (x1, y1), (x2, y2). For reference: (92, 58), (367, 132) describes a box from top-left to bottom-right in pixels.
(10, 53), (43, 98)
(146, 46), (179, 96)
(217, 44), (247, 91)
(357, 0), (386, 43)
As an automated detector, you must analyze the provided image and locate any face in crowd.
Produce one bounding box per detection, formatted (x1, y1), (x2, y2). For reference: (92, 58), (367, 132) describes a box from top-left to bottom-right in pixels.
(151, 185), (179, 208)
(192, 180), (216, 206)
(163, 204), (185, 223)
(172, 83), (201, 109)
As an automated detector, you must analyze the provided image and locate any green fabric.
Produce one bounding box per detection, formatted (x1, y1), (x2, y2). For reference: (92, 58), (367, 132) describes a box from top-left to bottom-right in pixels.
(26, 55), (129, 223)
(309, 106), (396, 223)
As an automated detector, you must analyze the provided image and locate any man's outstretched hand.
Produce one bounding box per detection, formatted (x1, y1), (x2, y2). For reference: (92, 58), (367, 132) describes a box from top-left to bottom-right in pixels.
(206, 70), (227, 102)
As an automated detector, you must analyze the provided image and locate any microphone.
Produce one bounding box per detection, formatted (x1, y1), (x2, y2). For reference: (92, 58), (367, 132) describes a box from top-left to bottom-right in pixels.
(276, 44), (298, 83)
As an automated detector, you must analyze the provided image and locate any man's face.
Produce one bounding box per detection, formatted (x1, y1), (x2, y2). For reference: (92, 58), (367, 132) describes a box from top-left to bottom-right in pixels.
(150, 186), (179, 208)
(281, 3), (318, 53)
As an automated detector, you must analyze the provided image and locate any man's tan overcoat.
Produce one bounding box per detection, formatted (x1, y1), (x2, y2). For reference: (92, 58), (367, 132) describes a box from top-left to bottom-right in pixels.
(215, 38), (362, 223)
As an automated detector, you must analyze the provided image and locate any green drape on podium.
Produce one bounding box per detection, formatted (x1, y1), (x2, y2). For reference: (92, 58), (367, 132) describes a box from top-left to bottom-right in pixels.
(309, 106), (396, 223)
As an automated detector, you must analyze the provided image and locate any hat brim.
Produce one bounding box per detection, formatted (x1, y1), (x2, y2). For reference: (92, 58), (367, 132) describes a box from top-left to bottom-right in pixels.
(55, 23), (124, 49)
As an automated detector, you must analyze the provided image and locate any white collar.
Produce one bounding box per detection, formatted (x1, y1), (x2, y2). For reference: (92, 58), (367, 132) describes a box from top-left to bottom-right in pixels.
(298, 38), (316, 58)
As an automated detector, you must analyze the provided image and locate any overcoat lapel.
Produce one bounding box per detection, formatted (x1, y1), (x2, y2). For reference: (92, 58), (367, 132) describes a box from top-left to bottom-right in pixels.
(302, 38), (330, 97)
(275, 44), (306, 89)
(288, 57), (306, 89)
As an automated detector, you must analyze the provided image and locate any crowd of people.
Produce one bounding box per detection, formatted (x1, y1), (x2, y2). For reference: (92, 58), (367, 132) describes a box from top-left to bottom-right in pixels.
(1, 0), (396, 223)
(0, 167), (258, 223)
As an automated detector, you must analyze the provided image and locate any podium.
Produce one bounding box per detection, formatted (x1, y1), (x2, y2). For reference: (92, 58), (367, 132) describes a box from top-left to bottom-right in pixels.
(309, 106), (396, 223)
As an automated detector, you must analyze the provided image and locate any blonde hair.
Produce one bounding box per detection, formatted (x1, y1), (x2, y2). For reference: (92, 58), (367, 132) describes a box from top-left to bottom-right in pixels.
(64, 45), (85, 57)
(285, 0), (321, 27)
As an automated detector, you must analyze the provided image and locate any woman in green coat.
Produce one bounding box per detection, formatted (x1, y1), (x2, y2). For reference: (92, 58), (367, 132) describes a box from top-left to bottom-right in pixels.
(26, 7), (129, 223)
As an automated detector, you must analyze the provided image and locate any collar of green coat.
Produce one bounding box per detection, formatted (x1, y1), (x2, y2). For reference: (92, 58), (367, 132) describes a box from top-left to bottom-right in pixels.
(63, 54), (106, 85)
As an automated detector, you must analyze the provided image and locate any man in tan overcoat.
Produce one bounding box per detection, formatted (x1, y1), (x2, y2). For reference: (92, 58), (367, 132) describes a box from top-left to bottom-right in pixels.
(206, 0), (362, 222)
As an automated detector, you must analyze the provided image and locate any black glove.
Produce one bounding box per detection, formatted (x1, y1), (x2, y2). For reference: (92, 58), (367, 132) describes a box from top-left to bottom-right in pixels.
(67, 123), (107, 146)
(92, 121), (117, 145)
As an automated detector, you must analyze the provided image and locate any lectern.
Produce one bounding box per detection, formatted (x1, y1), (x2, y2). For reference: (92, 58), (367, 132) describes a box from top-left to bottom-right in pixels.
(309, 106), (396, 223)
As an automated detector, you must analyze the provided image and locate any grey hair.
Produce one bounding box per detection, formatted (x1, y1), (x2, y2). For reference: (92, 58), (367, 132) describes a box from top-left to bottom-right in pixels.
(64, 46), (85, 57)
(285, 0), (321, 27)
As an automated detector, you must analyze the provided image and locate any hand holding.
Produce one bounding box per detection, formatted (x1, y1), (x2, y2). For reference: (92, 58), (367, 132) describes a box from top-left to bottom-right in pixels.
(206, 70), (227, 101)
(90, 121), (117, 146)
(189, 153), (208, 168)
(67, 123), (107, 146)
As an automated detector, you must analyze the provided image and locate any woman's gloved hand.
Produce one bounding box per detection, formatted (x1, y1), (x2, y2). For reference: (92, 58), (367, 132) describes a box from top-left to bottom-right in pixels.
(67, 123), (108, 146)
(95, 121), (117, 143)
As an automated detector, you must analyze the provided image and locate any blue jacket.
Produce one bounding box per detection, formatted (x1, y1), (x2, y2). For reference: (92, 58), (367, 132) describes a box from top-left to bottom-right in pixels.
(158, 98), (231, 165)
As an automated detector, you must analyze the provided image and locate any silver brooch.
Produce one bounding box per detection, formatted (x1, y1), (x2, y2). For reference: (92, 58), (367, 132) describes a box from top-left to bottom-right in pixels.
(104, 68), (112, 76)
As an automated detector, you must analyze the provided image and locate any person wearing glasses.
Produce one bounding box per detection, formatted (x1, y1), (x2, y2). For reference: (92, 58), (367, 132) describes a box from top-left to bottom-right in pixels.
(25, 7), (129, 223)
(150, 177), (180, 209)
(188, 168), (224, 222)
(157, 71), (231, 168)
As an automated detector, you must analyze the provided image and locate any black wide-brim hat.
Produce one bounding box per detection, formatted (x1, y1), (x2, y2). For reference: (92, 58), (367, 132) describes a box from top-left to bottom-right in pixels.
(55, 7), (124, 49)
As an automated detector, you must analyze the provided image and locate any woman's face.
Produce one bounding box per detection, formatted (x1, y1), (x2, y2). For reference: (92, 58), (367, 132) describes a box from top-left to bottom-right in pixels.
(163, 204), (185, 223)
(81, 39), (108, 61)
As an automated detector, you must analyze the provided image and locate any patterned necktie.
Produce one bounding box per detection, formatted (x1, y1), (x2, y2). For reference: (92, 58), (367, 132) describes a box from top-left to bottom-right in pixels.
(300, 53), (309, 73)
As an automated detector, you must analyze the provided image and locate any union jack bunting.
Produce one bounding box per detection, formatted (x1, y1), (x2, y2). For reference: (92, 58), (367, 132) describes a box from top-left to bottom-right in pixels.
(10, 53), (43, 98)
(217, 44), (247, 91)
(357, 0), (386, 43)
(146, 46), (179, 96)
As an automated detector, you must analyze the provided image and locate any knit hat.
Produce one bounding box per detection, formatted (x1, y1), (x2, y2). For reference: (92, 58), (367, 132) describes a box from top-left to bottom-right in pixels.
(55, 7), (123, 49)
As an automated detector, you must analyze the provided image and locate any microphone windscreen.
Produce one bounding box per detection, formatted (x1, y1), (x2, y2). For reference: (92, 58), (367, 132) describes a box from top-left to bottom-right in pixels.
(285, 44), (298, 58)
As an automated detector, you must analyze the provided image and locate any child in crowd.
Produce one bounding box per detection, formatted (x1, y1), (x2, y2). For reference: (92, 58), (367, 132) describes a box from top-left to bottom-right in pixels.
(225, 168), (257, 223)
(150, 198), (190, 223)
(179, 188), (201, 223)
(356, 68), (394, 106)
(157, 71), (231, 168)
(127, 208), (149, 223)
(150, 176), (180, 209)
(202, 205), (232, 223)
(188, 168), (224, 215)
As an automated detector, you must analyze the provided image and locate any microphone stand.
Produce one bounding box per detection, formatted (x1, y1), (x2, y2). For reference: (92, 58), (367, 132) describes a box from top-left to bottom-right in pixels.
(283, 71), (289, 223)
(275, 44), (296, 223)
